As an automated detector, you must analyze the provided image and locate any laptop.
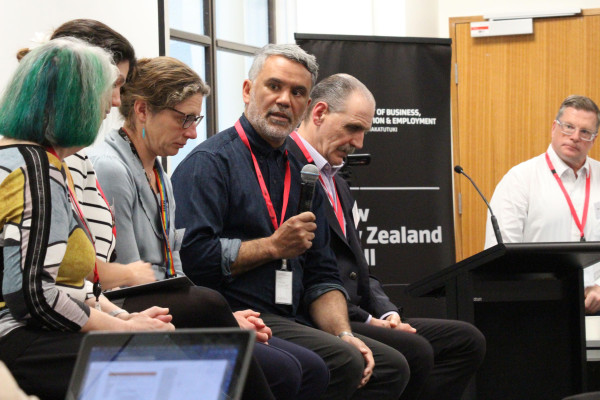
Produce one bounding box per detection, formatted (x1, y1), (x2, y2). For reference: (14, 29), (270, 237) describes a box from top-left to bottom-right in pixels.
(66, 328), (255, 400)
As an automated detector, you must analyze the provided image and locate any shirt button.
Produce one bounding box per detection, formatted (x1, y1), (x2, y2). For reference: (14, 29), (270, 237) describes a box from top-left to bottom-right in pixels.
(349, 272), (357, 280)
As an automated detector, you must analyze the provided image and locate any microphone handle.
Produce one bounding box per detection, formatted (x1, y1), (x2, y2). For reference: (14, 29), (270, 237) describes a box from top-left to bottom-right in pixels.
(297, 181), (316, 213)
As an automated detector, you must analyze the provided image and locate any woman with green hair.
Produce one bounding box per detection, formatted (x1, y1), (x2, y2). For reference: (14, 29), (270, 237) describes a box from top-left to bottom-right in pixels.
(0, 38), (174, 400)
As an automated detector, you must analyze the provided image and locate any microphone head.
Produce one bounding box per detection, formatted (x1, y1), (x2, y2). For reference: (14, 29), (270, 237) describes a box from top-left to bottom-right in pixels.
(300, 164), (320, 184)
(454, 165), (463, 174)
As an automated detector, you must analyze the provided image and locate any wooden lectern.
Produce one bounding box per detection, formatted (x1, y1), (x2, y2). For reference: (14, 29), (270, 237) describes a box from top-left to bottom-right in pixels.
(407, 242), (600, 400)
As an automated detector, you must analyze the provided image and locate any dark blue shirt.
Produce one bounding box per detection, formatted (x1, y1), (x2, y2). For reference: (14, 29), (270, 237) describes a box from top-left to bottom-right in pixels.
(172, 114), (345, 322)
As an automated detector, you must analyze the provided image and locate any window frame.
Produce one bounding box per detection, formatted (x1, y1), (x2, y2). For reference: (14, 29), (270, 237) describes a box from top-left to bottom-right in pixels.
(161, 0), (276, 139)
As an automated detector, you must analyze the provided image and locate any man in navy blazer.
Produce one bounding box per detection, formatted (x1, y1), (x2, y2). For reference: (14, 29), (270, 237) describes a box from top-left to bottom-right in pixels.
(287, 73), (486, 400)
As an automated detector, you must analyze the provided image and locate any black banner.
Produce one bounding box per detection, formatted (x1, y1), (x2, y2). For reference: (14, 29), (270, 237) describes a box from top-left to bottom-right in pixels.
(296, 34), (454, 311)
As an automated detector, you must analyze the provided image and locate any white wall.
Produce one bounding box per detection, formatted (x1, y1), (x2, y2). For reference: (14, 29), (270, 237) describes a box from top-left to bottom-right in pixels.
(0, 0), (161, 141)
(0, 0), (160, 98)
(276, 0), (600, 42)
(276, 0), (439, 42)
(437, 0), (600, 37)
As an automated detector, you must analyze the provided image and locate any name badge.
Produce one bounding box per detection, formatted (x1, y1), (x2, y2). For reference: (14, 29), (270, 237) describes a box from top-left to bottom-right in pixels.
(275, 267), (293, 305)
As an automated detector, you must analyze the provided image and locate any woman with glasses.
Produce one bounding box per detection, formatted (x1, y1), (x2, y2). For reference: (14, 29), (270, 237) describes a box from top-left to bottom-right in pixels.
(90, 56), (329, 400)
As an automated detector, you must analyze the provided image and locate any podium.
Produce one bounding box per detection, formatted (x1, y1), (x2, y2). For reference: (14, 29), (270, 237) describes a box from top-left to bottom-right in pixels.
(407, 242), (600, 400)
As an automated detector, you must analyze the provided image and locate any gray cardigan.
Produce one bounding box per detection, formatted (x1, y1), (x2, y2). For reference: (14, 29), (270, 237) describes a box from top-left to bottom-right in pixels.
(89, 129), (184, 279)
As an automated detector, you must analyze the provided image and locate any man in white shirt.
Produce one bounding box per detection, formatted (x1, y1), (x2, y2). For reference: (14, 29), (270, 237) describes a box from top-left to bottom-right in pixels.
(484, 95), (600, 313)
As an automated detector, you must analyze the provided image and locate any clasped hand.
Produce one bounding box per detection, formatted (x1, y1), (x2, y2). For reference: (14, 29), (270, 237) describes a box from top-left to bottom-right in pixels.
(234, 309), (272, 344)
(124, 306), (175, 331)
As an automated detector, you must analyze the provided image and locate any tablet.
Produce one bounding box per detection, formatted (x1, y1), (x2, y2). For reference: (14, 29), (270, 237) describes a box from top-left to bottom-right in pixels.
(103, 276), (194, 300)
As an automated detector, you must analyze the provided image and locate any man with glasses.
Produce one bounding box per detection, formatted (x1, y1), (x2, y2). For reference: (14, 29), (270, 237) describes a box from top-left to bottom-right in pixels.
(484, 95), (600, 313)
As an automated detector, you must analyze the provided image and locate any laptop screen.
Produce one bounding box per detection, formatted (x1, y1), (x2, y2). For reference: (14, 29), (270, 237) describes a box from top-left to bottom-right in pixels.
(67, 329), (254, 400)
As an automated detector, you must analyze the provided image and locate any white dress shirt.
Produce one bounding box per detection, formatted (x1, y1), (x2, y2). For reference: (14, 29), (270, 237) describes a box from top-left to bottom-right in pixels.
(484, 144), (600, 286)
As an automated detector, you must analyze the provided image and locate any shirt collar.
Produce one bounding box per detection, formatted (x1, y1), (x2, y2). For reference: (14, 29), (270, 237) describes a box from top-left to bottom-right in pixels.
(547, 144), (590, 178)
(296, 134), (344, 179)
(240, 113), (286, 157)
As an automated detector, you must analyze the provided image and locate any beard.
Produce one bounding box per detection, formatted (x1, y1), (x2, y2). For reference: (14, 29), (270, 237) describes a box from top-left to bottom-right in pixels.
(246, 95), (299, 144)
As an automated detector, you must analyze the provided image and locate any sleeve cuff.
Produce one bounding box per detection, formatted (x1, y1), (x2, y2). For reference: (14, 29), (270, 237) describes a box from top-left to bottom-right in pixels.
(379, 311), (400, 321)
(364, 314), (372, 324)
(220, 238), (241, 279)
(304, 283), (349, 306)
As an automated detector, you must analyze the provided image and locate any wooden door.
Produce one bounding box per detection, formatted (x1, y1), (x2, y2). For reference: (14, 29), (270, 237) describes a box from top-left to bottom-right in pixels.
(451, 9), (600, 261)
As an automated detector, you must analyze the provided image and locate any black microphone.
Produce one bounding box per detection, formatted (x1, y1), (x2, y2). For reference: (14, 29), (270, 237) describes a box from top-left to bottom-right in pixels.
(298, 164), (320, 213)
(454, 165), (503, 245)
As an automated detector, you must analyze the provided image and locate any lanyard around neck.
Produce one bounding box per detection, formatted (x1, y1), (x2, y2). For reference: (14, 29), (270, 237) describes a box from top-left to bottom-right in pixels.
(119, 128), (176, 278)
(154, 167), (176, 277)
(290, 131), (345, 236)
(235, 119), (291, 230)
(545, 151), (591, 241)
(46, 147), (101, 299)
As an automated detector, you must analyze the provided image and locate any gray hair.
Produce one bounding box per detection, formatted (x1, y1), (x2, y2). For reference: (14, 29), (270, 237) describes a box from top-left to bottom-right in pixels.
(304, 73), (375, 120)
(556, 95), (600, 130)
(248, 44), (318, 87)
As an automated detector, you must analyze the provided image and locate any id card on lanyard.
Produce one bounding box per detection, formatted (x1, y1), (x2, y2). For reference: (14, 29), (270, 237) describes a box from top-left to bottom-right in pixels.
(235, 119), (293, 305)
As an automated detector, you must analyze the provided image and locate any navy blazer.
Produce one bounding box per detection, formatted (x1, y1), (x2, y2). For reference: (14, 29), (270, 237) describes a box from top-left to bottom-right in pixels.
(287, 136), (399, 322)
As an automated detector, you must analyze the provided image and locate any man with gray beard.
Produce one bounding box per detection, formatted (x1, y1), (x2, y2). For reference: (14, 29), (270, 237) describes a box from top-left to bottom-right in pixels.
(172, 44), (409, 400)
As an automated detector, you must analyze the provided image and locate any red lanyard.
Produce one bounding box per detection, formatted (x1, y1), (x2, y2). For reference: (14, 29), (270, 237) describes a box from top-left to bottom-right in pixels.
(290, 131), (345, 236)
(46, 147), (101, 297)
(235, 120), (291, 230)
(545, 152), (591, 241)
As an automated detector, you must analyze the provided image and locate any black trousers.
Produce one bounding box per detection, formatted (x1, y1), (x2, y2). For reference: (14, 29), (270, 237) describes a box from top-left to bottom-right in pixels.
(262, 313), (410, 400)
(0, 328), (83, 400)
(351, 318), (486, 400)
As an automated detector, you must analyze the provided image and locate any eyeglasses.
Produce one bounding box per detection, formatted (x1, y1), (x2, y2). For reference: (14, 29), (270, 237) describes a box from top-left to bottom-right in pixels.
(555, 120), (598, 142)
(167, 107), (204, 129)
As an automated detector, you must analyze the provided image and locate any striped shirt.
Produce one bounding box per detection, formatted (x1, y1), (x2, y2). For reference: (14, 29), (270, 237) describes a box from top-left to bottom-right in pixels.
(64, 150), (116, 262)
(0, 145), (93, 338)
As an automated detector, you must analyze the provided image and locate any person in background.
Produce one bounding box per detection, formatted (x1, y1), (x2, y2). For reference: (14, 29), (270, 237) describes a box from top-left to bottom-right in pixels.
(51, 19), (156, 288)
(484, 95), (600, 314)
(172, 43), (409, 400)
(289, 73), (486, 400)
(90, 56), (328, 400)
(17, 18), (155, 289)
(0, 37), (173, 400)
